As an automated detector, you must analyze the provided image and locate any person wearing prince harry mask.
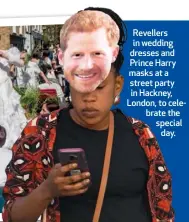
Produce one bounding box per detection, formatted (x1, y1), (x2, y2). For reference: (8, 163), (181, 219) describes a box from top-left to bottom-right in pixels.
(60, 9), (119, 93)
(2, 7), (174, 222)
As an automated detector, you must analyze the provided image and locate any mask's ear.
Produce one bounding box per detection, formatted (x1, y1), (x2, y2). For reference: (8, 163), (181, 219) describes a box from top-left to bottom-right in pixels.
(111, 45), (119, 63)
(58, 48), (64, 66)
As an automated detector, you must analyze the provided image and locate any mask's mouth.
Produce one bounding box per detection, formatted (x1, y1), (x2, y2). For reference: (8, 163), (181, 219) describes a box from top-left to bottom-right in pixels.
(74, 73), (97, 80)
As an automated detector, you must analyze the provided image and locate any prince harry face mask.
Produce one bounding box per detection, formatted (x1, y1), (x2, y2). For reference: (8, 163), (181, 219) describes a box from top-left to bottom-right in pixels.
(61, 28), (118, 93)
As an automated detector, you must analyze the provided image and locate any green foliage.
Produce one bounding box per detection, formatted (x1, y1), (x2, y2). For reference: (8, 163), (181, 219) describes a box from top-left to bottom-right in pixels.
(25, 53), (31, 64)
(13, 86), (26, 97)
(19, 87), (40, 119)
(14, 86), (60, 119)
(43, 33), (50, 45)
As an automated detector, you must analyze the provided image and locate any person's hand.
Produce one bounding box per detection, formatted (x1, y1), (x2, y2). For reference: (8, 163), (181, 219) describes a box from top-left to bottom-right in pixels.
(43, 163), (91, 198)
(46, 80), (52, 85)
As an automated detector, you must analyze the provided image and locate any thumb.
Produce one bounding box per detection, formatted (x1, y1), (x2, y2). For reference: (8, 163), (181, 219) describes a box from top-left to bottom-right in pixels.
(54, 163), (62, 169)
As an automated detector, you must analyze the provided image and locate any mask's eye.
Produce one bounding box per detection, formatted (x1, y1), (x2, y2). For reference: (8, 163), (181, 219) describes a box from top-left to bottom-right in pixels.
(95, 52), (101, 55)
(94, 51), (104, 56)
(72, 53), (82, 58)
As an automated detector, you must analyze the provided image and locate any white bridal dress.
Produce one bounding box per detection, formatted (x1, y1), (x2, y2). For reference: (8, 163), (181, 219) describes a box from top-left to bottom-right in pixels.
(0, 47), (27, 186)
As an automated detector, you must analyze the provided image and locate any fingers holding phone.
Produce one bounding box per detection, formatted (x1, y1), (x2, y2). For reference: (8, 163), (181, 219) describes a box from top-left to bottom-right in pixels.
(59, 167), (91, 196)
(44, 149), (91, 198)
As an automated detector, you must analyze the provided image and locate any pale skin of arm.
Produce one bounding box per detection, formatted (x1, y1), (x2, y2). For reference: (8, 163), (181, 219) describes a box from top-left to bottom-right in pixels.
(9, 64), (15, 76)
(39, 71), (51, 84)
(10, 163), (90, 222)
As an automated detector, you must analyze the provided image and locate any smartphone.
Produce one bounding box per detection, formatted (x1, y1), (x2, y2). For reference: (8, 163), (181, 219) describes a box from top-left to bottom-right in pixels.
(58, 148), (89, 176)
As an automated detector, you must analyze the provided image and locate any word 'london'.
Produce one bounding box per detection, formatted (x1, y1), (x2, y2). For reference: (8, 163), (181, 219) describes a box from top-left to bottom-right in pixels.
(130, 59), (176, 69)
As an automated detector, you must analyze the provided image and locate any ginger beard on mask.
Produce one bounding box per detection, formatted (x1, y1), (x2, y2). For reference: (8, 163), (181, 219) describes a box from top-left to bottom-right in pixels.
(62, 28), (118, 93)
